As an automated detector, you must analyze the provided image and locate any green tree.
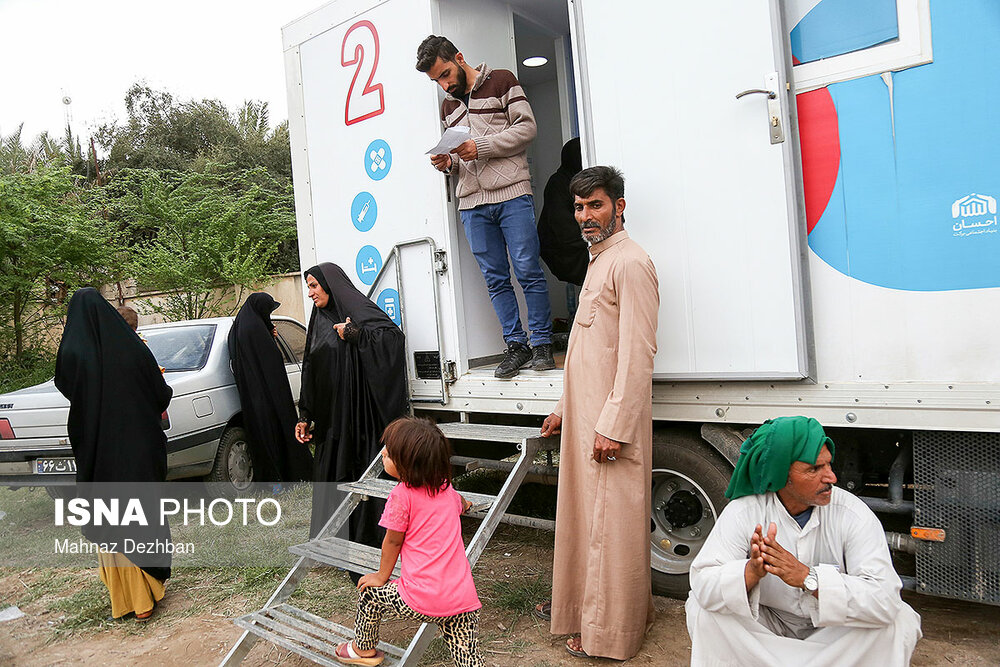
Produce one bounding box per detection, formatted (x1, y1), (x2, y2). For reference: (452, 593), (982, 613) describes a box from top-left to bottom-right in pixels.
(97, 165), (297, 321)
(95, 84), (292, 179)
(0, 163), (117, 361)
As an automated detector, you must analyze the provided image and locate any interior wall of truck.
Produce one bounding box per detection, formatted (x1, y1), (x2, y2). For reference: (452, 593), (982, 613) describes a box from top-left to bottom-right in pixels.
(436, 0), (578, 370)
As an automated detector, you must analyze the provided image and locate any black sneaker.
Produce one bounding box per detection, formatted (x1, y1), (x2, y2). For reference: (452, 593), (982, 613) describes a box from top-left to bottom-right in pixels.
(495, 342), (532, 378)
(531, 343), (555, 371)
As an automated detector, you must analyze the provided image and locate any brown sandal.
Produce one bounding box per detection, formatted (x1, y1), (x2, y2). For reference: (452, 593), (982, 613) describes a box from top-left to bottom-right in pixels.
(532, 601), (552, 621)
(566, 635), (589, 658)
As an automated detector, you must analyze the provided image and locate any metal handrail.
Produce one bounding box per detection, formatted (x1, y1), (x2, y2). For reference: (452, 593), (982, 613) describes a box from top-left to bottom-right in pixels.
(366, 237), (447, 405)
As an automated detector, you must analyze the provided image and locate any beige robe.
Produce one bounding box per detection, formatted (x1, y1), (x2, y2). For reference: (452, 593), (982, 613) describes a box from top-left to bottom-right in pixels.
(551, 229), (659, 660)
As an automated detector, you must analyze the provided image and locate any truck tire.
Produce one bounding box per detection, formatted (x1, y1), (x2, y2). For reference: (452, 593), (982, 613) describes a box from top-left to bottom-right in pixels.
(205, 425), (254, 496)
(650, 434), (733, 599)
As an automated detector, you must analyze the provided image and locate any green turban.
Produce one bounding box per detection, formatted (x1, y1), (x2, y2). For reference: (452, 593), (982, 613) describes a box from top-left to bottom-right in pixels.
(725, 416), (835, 500)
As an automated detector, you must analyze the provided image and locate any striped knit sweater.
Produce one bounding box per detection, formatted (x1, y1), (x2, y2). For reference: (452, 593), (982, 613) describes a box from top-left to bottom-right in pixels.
(441, 63), (537, 210)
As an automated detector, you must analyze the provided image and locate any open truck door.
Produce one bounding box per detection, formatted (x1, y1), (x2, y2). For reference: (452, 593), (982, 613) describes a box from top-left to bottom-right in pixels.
(570, 0), (811, 380)
(283, 0), (575, 404)
(284, 0), (473, 406)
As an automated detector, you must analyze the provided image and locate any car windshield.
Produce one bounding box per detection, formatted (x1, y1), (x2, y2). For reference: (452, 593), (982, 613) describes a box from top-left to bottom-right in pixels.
(142, 324), (217, 372)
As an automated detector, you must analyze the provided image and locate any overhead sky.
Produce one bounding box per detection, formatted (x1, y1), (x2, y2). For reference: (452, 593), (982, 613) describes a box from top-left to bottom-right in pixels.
(0, 0), (324, 144)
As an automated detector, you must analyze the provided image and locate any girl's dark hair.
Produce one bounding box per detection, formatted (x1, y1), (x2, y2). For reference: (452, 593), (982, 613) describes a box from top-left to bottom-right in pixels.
(382, 417), (452, 494)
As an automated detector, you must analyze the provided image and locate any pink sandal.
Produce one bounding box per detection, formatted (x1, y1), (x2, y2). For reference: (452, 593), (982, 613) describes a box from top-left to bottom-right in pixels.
(333, 641), (384, 666)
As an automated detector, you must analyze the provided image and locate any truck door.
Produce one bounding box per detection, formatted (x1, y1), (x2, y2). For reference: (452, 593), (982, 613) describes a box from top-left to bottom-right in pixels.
(283, 1), (465, 403)
(570, 0), (810, 380)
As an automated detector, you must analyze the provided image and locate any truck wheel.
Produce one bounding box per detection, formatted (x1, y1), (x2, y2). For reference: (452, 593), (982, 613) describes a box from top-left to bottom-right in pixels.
(650, 435), (732, 599)
(205, 425), (254, 496)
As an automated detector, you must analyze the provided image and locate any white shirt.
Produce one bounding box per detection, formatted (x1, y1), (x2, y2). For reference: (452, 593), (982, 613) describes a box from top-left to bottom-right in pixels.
(689, 486), (906, 632)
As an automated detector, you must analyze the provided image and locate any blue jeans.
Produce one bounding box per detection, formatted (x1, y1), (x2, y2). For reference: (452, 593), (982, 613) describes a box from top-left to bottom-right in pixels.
(460, 195), (552, 347)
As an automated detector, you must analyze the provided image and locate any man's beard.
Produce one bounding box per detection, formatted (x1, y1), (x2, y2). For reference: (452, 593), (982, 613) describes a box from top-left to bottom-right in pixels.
(449, 65), (468, 97)
(582, 216), (618, 244)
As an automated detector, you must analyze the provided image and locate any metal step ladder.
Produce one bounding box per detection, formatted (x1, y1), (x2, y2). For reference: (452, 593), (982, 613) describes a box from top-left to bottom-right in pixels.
(220, 422), (557, 667)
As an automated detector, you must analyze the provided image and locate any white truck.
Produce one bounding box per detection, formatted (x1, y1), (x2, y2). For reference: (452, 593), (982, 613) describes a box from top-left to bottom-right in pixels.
(281, 0), (1000, 602)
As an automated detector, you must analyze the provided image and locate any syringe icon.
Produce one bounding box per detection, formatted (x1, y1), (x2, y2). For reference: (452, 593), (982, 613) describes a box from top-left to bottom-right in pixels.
(358, 200), (371, 223)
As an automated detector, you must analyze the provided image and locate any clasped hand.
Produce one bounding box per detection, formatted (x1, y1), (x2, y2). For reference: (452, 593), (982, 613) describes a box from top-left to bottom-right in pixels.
(746, 522), (810, 590)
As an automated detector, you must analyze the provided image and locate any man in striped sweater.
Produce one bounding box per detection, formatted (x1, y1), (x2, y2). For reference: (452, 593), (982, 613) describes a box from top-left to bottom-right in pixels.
(416, 35), (554, 379)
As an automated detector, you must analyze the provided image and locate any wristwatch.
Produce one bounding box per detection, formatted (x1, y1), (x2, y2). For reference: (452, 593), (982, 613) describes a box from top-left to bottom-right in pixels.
(802, 566), (819, 592)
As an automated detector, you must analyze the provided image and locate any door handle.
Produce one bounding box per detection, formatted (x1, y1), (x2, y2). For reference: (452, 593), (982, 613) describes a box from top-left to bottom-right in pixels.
(735, 73), (784, 144)
(735, 89), (776, 100)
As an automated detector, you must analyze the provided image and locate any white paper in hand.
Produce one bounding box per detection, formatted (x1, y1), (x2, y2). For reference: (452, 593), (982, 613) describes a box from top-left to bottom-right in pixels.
(426, 126), (471, 155)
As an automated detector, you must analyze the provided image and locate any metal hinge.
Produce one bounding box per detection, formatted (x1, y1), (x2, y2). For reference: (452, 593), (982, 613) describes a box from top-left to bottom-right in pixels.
(443, 359), (457, 383)
(434, 250), (448, 275)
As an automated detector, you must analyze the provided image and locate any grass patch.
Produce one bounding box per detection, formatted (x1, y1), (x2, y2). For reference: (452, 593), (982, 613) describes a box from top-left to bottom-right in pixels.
(49, 578), (111, 635)
(289, 567), (359, 618)
(484, 574), (551, 616)
(8, 568), (85, 607)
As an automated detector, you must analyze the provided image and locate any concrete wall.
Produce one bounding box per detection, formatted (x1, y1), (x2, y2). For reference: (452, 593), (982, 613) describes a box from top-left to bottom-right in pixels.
(100, 272), (307, 327)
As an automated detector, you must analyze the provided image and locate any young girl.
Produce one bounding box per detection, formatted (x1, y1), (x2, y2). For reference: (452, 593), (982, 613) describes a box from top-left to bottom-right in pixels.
(334, 417), (483, 667)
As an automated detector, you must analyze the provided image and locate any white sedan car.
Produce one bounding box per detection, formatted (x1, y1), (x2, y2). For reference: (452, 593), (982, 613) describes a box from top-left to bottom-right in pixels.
(0, 316), (308, 494)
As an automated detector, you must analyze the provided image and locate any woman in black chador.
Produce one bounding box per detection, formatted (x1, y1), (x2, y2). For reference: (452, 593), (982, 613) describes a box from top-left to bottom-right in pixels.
(294, 263), (407, 550)
(55, 288), (173, 621)
(228, 292), (313, 483)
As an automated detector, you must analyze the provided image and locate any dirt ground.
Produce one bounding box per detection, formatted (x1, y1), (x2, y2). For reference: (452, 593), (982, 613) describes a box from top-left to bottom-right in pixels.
(1, 523), (998, 667)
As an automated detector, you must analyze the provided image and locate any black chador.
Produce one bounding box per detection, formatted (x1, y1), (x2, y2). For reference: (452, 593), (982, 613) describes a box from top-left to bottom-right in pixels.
(228, 292), (313, 483)
(537, 137), (589, 286)
(299, 263), (407, 547)
(54, 288), (173, 581)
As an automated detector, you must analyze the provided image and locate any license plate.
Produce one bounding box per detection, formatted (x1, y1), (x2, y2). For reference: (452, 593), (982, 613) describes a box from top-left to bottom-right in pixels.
(35, 458), (77, 474)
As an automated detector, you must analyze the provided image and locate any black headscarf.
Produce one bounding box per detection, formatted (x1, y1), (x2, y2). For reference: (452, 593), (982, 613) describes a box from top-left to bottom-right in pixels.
(54, 288), (173, 580)
(537, 137), (589, 286)
(299, 263), (407, 546)
(228, 292), (313, 483)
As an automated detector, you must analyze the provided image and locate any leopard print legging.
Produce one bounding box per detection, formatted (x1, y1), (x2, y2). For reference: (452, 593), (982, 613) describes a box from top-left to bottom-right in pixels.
(354, 581), (484, 667)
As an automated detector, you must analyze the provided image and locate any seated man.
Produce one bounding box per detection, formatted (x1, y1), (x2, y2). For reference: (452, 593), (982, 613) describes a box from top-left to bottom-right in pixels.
(686, 416), (921, 666)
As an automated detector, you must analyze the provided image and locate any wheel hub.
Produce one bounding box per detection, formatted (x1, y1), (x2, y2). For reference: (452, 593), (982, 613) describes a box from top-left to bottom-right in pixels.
(662, 490), (703, 529)
(228, 440), (254, 490)
(650, 469), (718, 575)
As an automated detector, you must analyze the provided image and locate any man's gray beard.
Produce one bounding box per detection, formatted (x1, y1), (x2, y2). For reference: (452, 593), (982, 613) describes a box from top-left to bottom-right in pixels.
(582, 217), (618, 245)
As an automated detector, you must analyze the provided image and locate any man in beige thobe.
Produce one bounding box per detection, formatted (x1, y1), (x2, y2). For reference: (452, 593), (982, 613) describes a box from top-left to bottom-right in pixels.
(539, 165), (659, 660)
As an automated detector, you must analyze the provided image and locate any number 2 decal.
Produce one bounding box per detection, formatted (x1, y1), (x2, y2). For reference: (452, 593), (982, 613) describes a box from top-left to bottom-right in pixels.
(342, 20), (385, 126)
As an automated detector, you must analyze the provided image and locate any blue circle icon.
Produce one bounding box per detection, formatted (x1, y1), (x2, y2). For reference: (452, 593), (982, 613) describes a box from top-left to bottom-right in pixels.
(351, 192), (378, 232)
(364, 139), (392, 181)
(356, 245), (383, 285)
(377, 289), (402, 327)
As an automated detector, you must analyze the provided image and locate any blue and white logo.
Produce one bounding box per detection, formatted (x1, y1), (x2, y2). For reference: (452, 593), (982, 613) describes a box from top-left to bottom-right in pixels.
(365, 139), (392, 181)
(377, 289), (402, 327)
(356, 245), (383, 285)
(351, 192), (378, 232)
(952, 193), (998, 237)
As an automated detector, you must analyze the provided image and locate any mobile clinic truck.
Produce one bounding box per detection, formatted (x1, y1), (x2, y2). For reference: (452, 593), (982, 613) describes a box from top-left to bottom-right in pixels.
(281, 0), (1000, 603)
